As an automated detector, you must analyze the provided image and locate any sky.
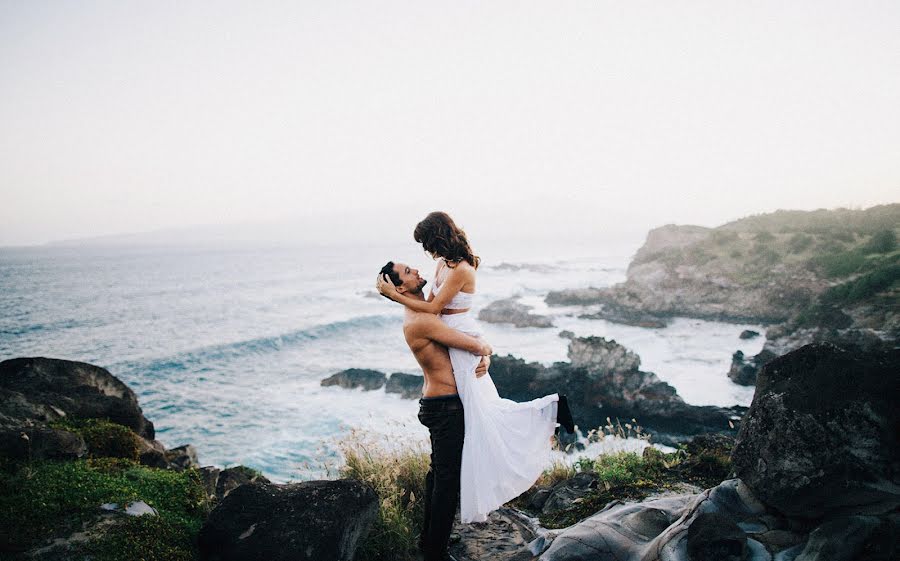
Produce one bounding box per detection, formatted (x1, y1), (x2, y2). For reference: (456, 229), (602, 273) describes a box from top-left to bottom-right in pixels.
(1, 1), (898, 247)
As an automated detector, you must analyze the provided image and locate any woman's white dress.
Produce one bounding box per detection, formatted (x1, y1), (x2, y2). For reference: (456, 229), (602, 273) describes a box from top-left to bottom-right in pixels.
(432, 279), (559, 523)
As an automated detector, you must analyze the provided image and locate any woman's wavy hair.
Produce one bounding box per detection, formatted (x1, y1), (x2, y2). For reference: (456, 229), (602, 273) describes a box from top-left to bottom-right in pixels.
(414, 211), (480, 269)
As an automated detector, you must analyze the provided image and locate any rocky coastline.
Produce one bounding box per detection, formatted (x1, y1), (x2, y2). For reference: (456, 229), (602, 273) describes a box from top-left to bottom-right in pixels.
(544, 205), (899, 385)
(322, 335), (745, 446)
(4, 207), (897, 560)
(3, 339), (898, 560)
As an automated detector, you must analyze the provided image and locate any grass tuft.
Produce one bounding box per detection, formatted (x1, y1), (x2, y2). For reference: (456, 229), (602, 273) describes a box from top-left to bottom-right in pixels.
(338, 428), (429, 561)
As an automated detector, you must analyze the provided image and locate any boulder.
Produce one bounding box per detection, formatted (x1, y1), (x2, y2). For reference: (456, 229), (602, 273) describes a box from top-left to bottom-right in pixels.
(165, 444), (200, 470)
(479, 298), (554, 328)
(0, 357), (158, 463)
(211, 465), (271, 502)
(686, 512), (747, 561)
(727, 349), (776, 386)
(198, 479), (378, 561)
(0, 357), (155, 439)
(385, 372), (423, 399)
(568, 336), (641, 373)
(732, 342), (900, 519)
(320, 368), (386, 391)
(739, 330), (761, 339)
(793, 514), (900, 561)
(541, 472), (600, 514)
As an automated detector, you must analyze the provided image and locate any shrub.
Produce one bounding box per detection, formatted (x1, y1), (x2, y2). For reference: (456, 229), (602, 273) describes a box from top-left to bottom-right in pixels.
(49, 417), (141, 461)
(821, 263), (900, 306)
(864, 229), (897, 254)
(711, 230), (739, 246)
(787, 233), (813, 253)
(754, 231), (775, 242)
(810, 250), (867, 278)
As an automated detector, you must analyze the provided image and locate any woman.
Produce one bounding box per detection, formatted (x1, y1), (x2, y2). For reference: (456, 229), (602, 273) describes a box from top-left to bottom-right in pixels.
(377, 211), (574, 523)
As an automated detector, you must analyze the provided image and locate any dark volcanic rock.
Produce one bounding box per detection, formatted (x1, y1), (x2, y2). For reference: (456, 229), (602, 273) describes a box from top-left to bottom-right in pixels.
(541, 471), (600, 514)
(198, 479), (378, 561)
(478, 297), (554, 328)
(321, 368), (386, 391)
(214, 466), (271, 502)
(686, 512), (747, 561)
(0, 357), (160, 464)
(490, 337), (745, 445)
(739, 329), (760, 339)
(732, 342), (900, 519)
(165, 444), (200, 470)
(727, 349), (777, 386)
(385, 372), (423, 399)
(0, 357), (155, 439)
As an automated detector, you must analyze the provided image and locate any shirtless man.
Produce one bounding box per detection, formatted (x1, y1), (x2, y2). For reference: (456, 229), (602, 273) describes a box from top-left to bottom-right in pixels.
(379, 261), (490, 561)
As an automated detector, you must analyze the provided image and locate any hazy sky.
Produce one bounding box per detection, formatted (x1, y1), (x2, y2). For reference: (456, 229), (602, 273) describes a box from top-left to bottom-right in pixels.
(1, 1), (898, 246)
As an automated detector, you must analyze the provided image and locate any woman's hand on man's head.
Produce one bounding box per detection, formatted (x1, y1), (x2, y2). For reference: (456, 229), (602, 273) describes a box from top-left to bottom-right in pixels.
(376, 273), (398, 300)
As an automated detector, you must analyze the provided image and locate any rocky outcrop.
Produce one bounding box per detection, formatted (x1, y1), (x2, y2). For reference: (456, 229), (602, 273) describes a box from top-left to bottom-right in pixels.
(539, 479), (767, 561)
(532, 342), (899, 561)
(0, 357), (177, 466)
(490, 337), (745, 445)
(538, 477), (898, 561)
(539, 472), (600, 515)
(727, 349), (776, 386)
(547, 207), (900, 335)
(197, 465), (272, 505)
(479, 297), (554, 328)
(0, 357), (155, 439)
(320, 368), (386, 391)
(739, 329), (760, 339)
(198, 479), (378, 561)
(320, 337), (742, 444)
(732, 342), (900, 519)
(449, 508), (545, 561)
(568, 336), (641, 372)
(385, 372), (423, 399)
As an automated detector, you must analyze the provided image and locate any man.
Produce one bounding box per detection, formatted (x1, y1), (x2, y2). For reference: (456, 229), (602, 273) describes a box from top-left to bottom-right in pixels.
(378, 260), (491, 561)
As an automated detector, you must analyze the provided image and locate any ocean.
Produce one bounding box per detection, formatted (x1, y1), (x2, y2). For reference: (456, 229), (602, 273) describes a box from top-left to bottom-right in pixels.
(0, 238), (763, 482)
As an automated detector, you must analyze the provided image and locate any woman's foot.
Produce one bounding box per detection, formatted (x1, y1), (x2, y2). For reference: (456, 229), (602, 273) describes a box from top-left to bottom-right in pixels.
(556, 394), (575, 434)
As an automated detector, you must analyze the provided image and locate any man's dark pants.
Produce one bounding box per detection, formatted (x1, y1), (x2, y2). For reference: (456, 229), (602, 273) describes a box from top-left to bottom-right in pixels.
(417, 394), (464, 561)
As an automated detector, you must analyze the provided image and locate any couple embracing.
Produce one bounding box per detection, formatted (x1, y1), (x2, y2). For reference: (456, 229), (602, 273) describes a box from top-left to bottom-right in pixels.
(376, 211), (574, 561)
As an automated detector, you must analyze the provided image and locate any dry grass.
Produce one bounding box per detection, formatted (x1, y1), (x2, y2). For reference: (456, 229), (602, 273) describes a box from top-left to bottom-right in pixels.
(338, 428), (430, 561)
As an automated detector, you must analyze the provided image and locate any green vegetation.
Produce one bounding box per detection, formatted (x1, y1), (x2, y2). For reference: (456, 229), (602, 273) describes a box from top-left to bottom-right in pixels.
(821, 263), (900, 307)
(0, 456), (208, 560)
(48, 417), (141, 461)
(787, 233), (813, 253)
(533, 441), (732, 529)
(864, 229), (897, 254)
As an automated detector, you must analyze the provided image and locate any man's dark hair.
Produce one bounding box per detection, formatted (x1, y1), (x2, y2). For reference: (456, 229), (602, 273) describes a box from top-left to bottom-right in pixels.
(380, 261), (401, 286)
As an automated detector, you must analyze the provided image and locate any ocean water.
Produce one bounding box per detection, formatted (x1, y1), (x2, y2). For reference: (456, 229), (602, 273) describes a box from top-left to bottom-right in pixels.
(0, 239), (763, 482)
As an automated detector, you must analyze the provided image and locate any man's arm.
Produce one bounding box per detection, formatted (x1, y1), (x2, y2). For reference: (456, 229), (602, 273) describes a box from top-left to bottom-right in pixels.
(410, 315), (492, 355)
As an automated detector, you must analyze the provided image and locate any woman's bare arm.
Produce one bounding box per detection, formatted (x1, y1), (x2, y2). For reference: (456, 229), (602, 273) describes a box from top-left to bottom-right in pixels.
(379, 264), (473, 314)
